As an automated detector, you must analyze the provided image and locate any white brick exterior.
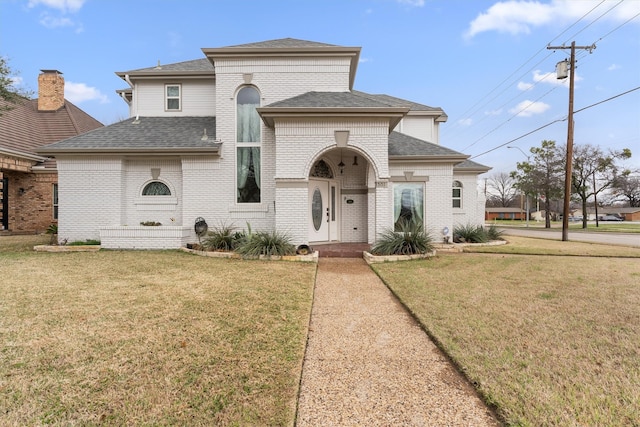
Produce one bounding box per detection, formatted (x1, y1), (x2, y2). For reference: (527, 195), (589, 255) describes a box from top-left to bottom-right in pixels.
(54, 40), (488, 249)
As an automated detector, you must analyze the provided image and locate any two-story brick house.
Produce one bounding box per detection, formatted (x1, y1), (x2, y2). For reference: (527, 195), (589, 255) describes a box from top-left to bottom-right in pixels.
(0, 70), (103, 233)
(38, 38), (489, 249)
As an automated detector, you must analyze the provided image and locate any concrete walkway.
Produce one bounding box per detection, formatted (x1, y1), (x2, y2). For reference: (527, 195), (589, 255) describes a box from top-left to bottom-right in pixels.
(295, 258), (499, 426)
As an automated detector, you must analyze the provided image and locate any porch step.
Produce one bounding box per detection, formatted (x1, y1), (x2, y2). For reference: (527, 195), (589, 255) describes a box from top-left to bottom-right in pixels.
(314, 243), (371, 258)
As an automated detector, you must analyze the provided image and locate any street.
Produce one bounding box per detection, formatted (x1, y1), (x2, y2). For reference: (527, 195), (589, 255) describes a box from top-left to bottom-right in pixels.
(497, 226), (640, 248)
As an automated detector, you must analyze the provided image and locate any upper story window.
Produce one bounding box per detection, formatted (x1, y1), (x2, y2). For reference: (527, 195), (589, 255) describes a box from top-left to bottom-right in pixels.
(142, 181), (171, 196)
(452, 180), (462, 208)
(165, 84), (181, 111)
(237, 86), (261, 203)
(237, 86), (260, 143)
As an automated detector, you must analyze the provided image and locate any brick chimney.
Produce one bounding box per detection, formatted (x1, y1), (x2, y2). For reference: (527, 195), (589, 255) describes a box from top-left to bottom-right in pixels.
(38, 70), (65, 111)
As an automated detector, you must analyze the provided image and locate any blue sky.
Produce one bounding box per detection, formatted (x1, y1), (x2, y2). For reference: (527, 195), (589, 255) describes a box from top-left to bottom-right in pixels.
(1, 0), (639, 174)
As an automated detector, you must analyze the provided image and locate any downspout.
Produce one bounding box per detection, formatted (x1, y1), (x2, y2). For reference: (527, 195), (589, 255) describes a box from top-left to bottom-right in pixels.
(124, 74), (137, 118)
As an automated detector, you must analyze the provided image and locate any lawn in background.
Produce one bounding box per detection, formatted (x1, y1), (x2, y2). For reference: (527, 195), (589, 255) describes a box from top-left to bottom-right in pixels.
(0, 236), (316, 426)
(374, 237), (640, 426)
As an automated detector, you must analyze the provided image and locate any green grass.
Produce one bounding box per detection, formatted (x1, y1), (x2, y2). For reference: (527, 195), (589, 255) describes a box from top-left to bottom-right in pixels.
(374, 237), (640, 426)
(491, 220), (640, 233)
(0, 236), (316, 426)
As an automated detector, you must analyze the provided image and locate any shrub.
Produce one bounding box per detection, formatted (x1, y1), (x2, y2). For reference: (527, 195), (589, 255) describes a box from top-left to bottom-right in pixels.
(371, 221), (434, 256)
(485, 224), (504, 241)
(453, 223), (488, 243)
(235, 230), (296, 257)
(46, 224), (58, 245)
(202, 222), (242, 252)
(67, 239), (101, 246)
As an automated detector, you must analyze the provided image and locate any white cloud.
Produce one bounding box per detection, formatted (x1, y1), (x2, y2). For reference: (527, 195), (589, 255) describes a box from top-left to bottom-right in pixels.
(509, 99), (550, 117)
(28, 0), (85, 13)
(39, 13), (73, 28)
(607, 64), (621, 71)
(517, 81), (534, 91)
(64, 81), (109, 104)
(465, 0), (640, 39)
(485, 109), (503, 116)
(396, 0), (425, 6)
(458, 118), (473, 126)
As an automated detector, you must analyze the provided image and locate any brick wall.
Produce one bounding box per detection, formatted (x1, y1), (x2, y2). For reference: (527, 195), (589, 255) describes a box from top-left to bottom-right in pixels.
(38, 70), (65, 111)
(2, 169), (57, 232)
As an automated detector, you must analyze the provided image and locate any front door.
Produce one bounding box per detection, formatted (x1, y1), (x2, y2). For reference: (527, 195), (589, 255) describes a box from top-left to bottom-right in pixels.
(309, 179), (336, 242)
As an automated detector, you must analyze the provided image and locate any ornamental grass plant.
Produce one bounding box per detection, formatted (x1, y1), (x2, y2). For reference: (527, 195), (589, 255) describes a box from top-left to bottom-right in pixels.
(370, 221), (434, 256)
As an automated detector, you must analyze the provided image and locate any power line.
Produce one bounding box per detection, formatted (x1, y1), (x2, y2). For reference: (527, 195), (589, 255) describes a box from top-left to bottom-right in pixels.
(469, 86), (640, 160)
(444, 0), (609, 138)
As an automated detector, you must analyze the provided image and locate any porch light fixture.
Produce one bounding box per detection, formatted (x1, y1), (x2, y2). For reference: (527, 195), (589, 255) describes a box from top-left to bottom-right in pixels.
(352, 156), (358, 166)
(338, 150), (345, 175)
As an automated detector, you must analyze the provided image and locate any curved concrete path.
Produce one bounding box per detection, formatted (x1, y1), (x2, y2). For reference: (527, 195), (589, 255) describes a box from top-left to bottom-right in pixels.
(295, 258), (499, 426)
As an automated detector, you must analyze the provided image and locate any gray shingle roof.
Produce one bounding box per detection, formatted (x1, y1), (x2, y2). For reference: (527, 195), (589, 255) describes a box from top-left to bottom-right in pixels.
(265, 91), (397, 108)
(37, 117), (219, 155)
(118, 58), (214, 75)
(222, 38), (338, 49)
(389, 132), (467, 158)
(352, 91), (444, 113)
(454, 159), (491, 172)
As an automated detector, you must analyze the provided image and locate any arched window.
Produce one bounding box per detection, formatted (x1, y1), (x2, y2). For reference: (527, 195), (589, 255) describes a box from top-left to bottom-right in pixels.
(142, 181), (171, 196)
(237, 86), (261, 203)
(452, 180), (463, 208)
(310, 159), (334, 179)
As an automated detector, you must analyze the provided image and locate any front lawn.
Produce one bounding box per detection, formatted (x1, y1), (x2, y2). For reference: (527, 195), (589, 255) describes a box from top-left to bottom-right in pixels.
(374, 237), (640, 426)
(0, 236), (316, 426)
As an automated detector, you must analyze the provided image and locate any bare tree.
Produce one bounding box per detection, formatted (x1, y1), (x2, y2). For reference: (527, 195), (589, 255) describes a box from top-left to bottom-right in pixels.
(486, 172), (518, 207)
(572, 145), (632, 227)
(511, 140), (565, 228)
(611, 170), (640, 207)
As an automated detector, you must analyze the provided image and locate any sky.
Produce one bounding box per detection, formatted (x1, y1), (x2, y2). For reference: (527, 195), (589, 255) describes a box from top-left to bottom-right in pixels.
(1, 0), (639, 176)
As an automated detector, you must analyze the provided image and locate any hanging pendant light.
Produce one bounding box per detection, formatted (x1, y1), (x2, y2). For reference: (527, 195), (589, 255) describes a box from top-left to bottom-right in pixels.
(338, 150), (345, 174)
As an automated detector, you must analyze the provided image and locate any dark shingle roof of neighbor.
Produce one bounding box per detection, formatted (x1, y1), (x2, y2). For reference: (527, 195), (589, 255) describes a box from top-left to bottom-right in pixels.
(37, 117), (219, 154)
(0, 97), (103, 159)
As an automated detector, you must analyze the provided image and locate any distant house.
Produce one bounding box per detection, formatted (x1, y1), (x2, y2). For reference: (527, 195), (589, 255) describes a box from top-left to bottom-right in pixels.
(578, 207), (640, 221)
(0, 70), (103, 233)
(38, 38), (490, 249)
(485, 207), (527, 221)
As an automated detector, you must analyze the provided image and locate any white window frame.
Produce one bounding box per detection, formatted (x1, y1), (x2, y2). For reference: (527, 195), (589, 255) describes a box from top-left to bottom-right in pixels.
(453, 180), (463, 208)
(165, 84), (181, 111)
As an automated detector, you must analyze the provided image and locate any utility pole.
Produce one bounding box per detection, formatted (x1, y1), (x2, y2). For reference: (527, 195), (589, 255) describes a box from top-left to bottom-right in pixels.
(547, 41), (596, 241)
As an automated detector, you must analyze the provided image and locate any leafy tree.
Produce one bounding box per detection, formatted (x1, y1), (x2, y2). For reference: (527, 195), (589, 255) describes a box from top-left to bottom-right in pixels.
(486, 172), (518, 207)
(572, 145), (632, 227)
(0, 56), (32, 115)
(511, 140), (565, 228)
(611, 170), (640, 207)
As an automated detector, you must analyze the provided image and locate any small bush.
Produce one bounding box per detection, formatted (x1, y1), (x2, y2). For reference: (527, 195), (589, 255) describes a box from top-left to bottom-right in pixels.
(485, 224), (504, 241)
(453, 223), (487, 243)
(202, 222), (242, 252)
(67, 239), (101, 246)
(371, 221), (434, 256)
(453, 223), (503, 243)
(235, 230), (296, 257)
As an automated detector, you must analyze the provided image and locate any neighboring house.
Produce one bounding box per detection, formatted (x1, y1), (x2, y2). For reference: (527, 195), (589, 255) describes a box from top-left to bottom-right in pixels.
(577, 207), (640, 221)
(485, 207), (527, 221)
(0, 70), (103, 233)
(38, 38), (490, 249)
